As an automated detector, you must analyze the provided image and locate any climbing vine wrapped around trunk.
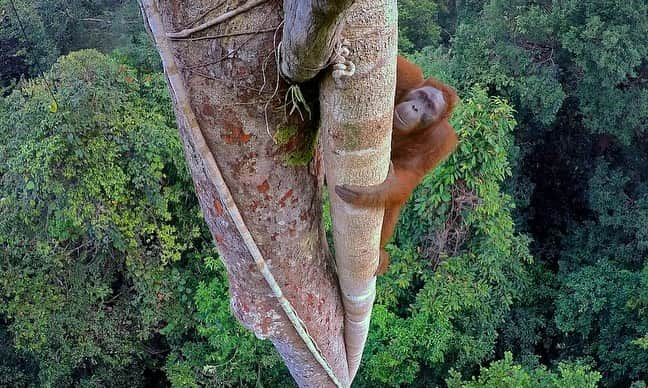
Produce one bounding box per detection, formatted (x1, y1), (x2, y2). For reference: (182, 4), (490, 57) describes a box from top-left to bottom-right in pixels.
(319, 1), (397, 379)
(280, 0), (397, 379)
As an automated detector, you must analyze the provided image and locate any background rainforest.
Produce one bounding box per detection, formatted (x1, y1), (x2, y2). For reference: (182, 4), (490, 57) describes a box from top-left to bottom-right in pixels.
(0, 0), (646, 386)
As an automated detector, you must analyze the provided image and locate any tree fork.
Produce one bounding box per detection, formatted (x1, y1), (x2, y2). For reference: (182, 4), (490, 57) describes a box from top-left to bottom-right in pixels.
(280, 0), (355, 83)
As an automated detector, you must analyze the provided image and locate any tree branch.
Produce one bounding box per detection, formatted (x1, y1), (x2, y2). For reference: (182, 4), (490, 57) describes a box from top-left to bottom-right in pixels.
(79, 17), (112, 24)
(168, 27), (277, 41)
(166, 0), (269, 38)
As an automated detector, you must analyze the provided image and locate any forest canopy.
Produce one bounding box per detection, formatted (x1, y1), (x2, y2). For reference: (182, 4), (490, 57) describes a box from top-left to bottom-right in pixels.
(0, 0), (646, 386)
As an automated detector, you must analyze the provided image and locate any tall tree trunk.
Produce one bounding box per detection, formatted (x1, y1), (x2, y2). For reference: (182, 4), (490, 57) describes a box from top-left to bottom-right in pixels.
(279, 0), (397, 380)
(320, 1), (397, 379)
(142, 0), (396, 385)
(139, 1), (349, 386)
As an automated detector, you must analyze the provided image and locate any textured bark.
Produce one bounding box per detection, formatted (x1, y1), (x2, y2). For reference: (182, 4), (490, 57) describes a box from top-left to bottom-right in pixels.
(280, 0), (355, 82)
(140, 1), (349, 386)
(321, 0), (397, 380)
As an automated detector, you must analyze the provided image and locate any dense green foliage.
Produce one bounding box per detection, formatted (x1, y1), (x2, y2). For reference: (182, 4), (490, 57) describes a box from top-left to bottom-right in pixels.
(443, 0), (648, 144)
(0, 49), (191, 385)
(0, 0), (646, 386)
(0, 0), (57, 89)
(353, 87), (533, 386)
(446, 352), (601, 388)
(397, 0), (647, 386)
(0, 0), (153, 89)
(397, 0), (441, 52)
(0, 50), (290, 386)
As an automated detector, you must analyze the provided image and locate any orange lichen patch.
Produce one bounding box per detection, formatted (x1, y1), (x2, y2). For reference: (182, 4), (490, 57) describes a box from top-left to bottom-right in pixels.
(278, 189), (293, 207)
(213, 198), (223, 215)
(222, 127), (252, 144)
(306, 292), (315, 305)
(202, 102), (215, 117)
(257, 180), (270, 194)
(200, 96), (215, 117)
(259, 315), (273, 335)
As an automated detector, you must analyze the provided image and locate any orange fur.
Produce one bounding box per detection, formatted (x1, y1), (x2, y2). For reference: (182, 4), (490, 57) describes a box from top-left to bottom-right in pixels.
(335, 56), (459, 275)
